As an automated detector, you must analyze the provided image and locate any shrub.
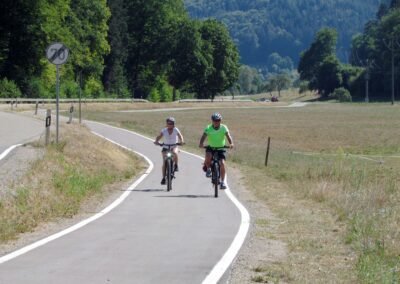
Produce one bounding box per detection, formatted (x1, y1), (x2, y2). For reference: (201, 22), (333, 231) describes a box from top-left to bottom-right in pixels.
(24, 78), (51, 98)
(330, 87), (352, 102)
(159, 82), (173, 102)
(148, 88), (160, 102)
(0, 78), (22, 98)
(61, 81), (79, 98)
(84, 78), (104, 98)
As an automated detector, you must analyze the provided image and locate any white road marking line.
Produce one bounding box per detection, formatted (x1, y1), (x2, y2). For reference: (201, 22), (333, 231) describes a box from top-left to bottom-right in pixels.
(1, 120), (250, 284)
(0, 144), (22, 161)
(0, 136), (153, 264)
(89, 121), (251, 284)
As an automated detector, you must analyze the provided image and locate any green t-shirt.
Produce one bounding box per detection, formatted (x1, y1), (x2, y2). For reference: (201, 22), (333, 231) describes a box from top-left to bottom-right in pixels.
(204, 124), (229, 147)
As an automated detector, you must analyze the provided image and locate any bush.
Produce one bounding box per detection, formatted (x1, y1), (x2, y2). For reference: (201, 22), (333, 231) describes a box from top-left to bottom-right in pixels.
(0, 78), (22, 98)
(24, 78), (51, 98)
(330, 87), (352, 102)
(159, 82), (173, 102)
(84, 78), (104, 98)
(148, 88), (160, 102)
(61, 81), (79, 98)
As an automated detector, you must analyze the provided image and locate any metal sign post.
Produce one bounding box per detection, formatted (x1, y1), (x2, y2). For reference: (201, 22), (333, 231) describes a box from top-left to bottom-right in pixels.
(46, 42), (69, 144)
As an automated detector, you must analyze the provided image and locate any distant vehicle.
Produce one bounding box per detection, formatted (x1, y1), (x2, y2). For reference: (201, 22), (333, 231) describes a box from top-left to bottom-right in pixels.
(258, 98), (270, 102)
(271, 96), (279, 102)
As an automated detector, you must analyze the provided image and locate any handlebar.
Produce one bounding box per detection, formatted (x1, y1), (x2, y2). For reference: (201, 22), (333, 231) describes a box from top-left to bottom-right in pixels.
(156, 142), (184, 147)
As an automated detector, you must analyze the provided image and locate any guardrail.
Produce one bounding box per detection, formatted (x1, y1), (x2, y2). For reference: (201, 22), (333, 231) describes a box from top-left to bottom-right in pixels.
(0, 98), (149, 104)
(0, 98), (254, 104)
(178, 99), (253, 103)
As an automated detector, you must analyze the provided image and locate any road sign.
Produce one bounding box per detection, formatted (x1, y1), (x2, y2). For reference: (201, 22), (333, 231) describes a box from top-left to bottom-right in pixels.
(46, 42), (69, 65)
(45, 42), (69, 143)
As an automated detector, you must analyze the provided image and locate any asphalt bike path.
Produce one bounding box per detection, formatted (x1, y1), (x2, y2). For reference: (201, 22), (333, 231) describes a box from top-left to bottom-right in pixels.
(0, 118), (246, 283)
(0, 111), (43, 160)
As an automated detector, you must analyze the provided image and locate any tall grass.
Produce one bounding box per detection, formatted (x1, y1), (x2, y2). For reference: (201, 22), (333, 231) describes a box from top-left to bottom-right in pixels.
(258, 143), (399, 282)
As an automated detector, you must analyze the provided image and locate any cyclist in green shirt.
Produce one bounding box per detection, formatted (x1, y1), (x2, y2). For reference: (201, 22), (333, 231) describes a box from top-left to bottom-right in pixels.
(199, 112), (234, 189)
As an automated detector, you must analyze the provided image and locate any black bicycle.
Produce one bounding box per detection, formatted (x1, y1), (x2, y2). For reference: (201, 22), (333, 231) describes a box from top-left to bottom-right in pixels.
(158, 143), (182, 191)
(204, 146), (230, 198)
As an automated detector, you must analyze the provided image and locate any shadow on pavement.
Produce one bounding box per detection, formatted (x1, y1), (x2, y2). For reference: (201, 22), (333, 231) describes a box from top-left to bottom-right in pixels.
(127, 188), (166, 192)
(153, 194), (214, 198)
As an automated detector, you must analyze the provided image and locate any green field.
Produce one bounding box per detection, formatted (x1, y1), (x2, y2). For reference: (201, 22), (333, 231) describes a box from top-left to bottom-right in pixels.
(81, 102), (400, 283)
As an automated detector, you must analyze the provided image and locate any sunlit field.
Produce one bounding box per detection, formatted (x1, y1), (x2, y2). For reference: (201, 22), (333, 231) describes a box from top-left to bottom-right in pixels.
(80, 103), (399, 282)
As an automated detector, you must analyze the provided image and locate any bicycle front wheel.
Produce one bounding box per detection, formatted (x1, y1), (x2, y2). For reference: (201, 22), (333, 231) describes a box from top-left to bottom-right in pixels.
(167, 159), (173, 191)
(212, 162), (219, 198)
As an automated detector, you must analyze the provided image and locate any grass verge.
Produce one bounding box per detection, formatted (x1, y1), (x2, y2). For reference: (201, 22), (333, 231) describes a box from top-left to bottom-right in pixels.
(0, 123), (145, 242)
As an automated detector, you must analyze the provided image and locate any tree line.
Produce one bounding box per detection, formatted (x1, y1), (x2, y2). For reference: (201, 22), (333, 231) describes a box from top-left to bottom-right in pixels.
(0, 0), (239, 101)
(185, 0), (383, 70)
(298, 0), (400, 102)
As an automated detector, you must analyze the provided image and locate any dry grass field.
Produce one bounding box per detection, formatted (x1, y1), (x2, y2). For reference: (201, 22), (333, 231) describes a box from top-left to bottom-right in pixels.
(79, 102), (400, 283)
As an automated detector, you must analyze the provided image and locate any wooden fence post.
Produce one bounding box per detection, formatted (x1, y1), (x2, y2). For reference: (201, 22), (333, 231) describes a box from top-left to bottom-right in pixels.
(265, 137), (271, 167)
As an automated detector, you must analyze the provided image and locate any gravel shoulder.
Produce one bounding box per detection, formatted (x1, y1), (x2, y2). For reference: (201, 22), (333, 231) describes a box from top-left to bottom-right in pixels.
(227, 165), (288, 283)
(0, 145), (44, 196)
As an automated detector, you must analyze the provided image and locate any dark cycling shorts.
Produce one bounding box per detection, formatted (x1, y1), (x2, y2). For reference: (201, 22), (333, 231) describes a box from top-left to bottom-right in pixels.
(206, 147), (226, 160)
(161, 146), (177, 153)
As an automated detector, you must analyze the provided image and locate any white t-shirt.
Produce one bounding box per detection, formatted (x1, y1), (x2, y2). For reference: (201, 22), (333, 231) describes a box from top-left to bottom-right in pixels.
(161, 127), (181, 145)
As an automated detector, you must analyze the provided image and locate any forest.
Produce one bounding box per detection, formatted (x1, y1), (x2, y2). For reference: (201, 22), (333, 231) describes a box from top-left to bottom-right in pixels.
(184, 0), (386, 70)
(298, 0), (400, 101)
(0, 0), (239, 100)
(0, 0), (398, 101)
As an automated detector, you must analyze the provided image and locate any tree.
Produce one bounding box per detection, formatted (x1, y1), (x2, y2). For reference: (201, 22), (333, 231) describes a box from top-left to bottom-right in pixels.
(298, 28), (339, 96)
(125, 0), (187, 98)
(237, 65), (262, 94)
(271, 73), (291, 96)
(167, 19), (213, 100)
(315, 56), (343, 95)
(102, 0), (129, 97)
(67, 0), (111, 83)
(0, 0), (46, 90)
(38, 0), (110, 98)
(194, 19), (240, 100)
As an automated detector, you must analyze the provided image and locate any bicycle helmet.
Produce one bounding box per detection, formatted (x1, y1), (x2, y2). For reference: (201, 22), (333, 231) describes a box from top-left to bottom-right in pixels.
(166, 117), (175, 124)
(211, 112), (222, 121)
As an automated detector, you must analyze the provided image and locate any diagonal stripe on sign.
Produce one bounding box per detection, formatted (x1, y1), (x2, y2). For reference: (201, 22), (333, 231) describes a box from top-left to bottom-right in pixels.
(50, 46), (66, 63)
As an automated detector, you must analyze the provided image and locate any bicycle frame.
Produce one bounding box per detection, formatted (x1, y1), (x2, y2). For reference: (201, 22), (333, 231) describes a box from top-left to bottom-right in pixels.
(159, 143), (181, 191)
(205, 146), (229, 198)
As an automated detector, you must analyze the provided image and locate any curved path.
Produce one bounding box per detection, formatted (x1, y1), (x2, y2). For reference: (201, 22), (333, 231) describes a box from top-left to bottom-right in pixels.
(0, 115), (249, 283)
(0, 111), (43, 159)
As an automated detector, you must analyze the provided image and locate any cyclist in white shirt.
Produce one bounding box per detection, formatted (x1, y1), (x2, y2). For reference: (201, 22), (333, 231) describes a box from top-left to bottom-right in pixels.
(154, 117), (185, 185)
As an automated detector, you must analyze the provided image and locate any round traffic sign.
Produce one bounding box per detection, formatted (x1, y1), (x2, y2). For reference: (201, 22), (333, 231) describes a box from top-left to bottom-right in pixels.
(46, 42), (69, 65)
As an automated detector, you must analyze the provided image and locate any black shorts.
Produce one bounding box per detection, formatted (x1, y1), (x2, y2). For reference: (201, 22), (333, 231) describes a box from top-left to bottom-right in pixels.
(162, 146), (177, 153)
(206, 147), (226, 160)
